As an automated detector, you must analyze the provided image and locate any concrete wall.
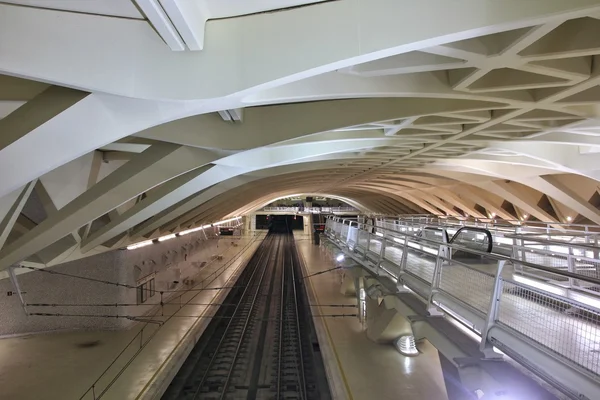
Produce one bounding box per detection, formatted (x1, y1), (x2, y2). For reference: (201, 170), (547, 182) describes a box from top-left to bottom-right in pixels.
(0, 230), (241, 336)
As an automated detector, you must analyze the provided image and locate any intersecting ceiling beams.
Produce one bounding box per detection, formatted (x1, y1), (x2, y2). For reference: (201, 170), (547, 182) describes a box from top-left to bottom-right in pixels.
(3, 0), (600, 269)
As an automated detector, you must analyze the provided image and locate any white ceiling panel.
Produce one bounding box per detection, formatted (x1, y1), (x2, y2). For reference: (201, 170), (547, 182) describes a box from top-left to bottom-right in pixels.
(1, 0), (144, 19)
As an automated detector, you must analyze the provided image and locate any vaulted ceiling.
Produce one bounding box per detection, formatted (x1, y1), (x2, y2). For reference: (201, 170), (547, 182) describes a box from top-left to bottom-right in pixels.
(3, 0), (600, 270)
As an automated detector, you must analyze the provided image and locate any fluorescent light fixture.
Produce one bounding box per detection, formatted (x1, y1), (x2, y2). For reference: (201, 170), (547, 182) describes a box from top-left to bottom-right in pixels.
(375, 232), (384, 237)
(407, 241), (438, 255)
(336, 254), (345, 262)
(158, 234), (176, 242)
(179, 226), (202, 236)
(513, 275), (565, 296)
(393, 238), (403, 244)
(213, 217), (241, 226)
(569, 291), (600, 310)
(126, 240), (153, 250)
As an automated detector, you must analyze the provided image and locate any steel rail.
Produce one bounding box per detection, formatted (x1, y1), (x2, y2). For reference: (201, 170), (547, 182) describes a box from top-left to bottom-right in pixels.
(290, 237), (308, 400)
(218, 235), (280, 400)
(276, 237), (286, 399)
(190, 235), (274, 400)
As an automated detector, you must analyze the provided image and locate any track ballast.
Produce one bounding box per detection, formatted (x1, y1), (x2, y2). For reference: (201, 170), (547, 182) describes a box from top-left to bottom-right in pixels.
(162, 233), (331, 400)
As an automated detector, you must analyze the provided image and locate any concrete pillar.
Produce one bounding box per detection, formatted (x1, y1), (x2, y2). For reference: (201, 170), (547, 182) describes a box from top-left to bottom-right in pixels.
(365, 293), (414, 343)
(340, 272), (356, 296)
(303, 215), (310, 236)
(339, 266), (363, 296)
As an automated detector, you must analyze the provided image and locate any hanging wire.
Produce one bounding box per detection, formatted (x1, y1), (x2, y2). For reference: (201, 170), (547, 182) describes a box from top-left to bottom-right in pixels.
(16, 265), (270, 294)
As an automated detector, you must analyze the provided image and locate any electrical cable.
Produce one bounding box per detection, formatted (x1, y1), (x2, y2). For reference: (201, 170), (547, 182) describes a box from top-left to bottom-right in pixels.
(29, 312), (358, 319)
(26, 302), (356, 308)
(16, 265), (269, 294)
(303, 266), (343, 279)
(78, 234), (262, 400)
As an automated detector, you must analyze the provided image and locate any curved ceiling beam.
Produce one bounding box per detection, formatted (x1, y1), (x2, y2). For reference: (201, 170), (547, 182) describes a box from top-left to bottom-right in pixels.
(3, 0), (592, 100)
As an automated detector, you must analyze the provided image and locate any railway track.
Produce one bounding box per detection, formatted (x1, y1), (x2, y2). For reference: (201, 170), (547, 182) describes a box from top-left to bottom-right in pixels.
(162, 233), (331, 400)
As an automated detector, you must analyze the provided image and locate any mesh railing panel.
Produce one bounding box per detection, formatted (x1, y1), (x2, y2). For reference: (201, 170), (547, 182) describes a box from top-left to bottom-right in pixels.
(438, 260), (495, 315)
(404, 253), (435, 283)
(498, 280), (600, 375)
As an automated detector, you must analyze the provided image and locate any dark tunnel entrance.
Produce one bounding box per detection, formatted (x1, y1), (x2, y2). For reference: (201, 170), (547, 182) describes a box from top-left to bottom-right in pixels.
(256, 215), (304, 233)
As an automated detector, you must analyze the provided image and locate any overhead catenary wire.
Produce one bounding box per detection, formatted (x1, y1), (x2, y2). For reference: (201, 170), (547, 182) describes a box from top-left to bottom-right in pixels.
(28, 312), (359, 320)
(303, 266), (344, 279)
(76, 236), (263, 400)
(16, 265), (271, 294)
(26, 302), (357, 308)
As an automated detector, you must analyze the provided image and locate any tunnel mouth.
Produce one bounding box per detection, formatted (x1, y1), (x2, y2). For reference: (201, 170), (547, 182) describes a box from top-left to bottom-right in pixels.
(256, 214), (304, 233)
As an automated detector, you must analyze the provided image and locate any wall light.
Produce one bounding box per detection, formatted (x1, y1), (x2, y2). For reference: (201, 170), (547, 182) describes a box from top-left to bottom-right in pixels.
(126, 240), (153, 250)
(158, 234), (176, 242)
(179, 226), (203, 236)
(513, 275), (564, 296)
(394, 335), (418, 356)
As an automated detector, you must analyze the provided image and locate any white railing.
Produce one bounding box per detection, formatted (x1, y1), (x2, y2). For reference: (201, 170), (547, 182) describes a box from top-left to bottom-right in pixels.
(259, 206), (358, 213)
(324, 217), (600, 386)
(376, 215), (600, 242)
(374, 217), (600, 293)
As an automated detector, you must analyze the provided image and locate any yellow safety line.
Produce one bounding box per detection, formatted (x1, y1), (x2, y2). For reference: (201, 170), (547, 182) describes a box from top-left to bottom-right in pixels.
(299, 244), (355, 400)
(133, 236), (261, 400)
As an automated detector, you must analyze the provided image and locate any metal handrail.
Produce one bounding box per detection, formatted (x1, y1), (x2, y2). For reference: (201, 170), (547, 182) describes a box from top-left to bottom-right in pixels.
(376, 215), (600, 234)
(373, 217), (600, 253)
(326, 216), (600, 286)
(325, 216), (600, 394)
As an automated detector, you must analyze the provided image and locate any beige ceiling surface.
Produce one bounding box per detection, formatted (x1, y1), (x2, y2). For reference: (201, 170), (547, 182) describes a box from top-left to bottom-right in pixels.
(2, 1), (600, 268)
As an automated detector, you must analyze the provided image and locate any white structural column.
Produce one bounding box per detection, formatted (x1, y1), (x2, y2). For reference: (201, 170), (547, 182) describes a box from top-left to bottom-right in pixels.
(0, 144), (207, 269)
(0, 181), (36, 250)
(476, 181), (560, 224)
(80, 162), (217, 252)
(454, 185), (517, 221)
(0, 92), (200, 200)
(430, 188), (488, 219)
(0, 86), (88, 151)
(525, 175), (600, 224)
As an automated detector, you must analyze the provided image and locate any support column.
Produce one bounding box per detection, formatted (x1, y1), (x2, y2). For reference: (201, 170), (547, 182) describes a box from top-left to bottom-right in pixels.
(0, 181), (36, 250)
(365, 292), (413, 343)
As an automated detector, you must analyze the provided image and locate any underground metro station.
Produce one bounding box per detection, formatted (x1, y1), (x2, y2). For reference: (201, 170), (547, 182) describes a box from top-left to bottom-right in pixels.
(2, 1), (600, 399)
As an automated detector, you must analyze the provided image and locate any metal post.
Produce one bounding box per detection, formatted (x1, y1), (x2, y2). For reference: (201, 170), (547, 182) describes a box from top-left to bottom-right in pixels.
(8, 266), (27, 315)
(427, 244), (447, 315)
(377, 232), (386, 275)
(567, 249), (576, 289)
(399, 235), (409, 275)
(480, 260), (505, 358)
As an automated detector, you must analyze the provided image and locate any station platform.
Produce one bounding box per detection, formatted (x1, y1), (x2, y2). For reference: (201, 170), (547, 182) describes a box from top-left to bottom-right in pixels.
(0, 233), (265, 400)
(295, 237), (449, 400)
